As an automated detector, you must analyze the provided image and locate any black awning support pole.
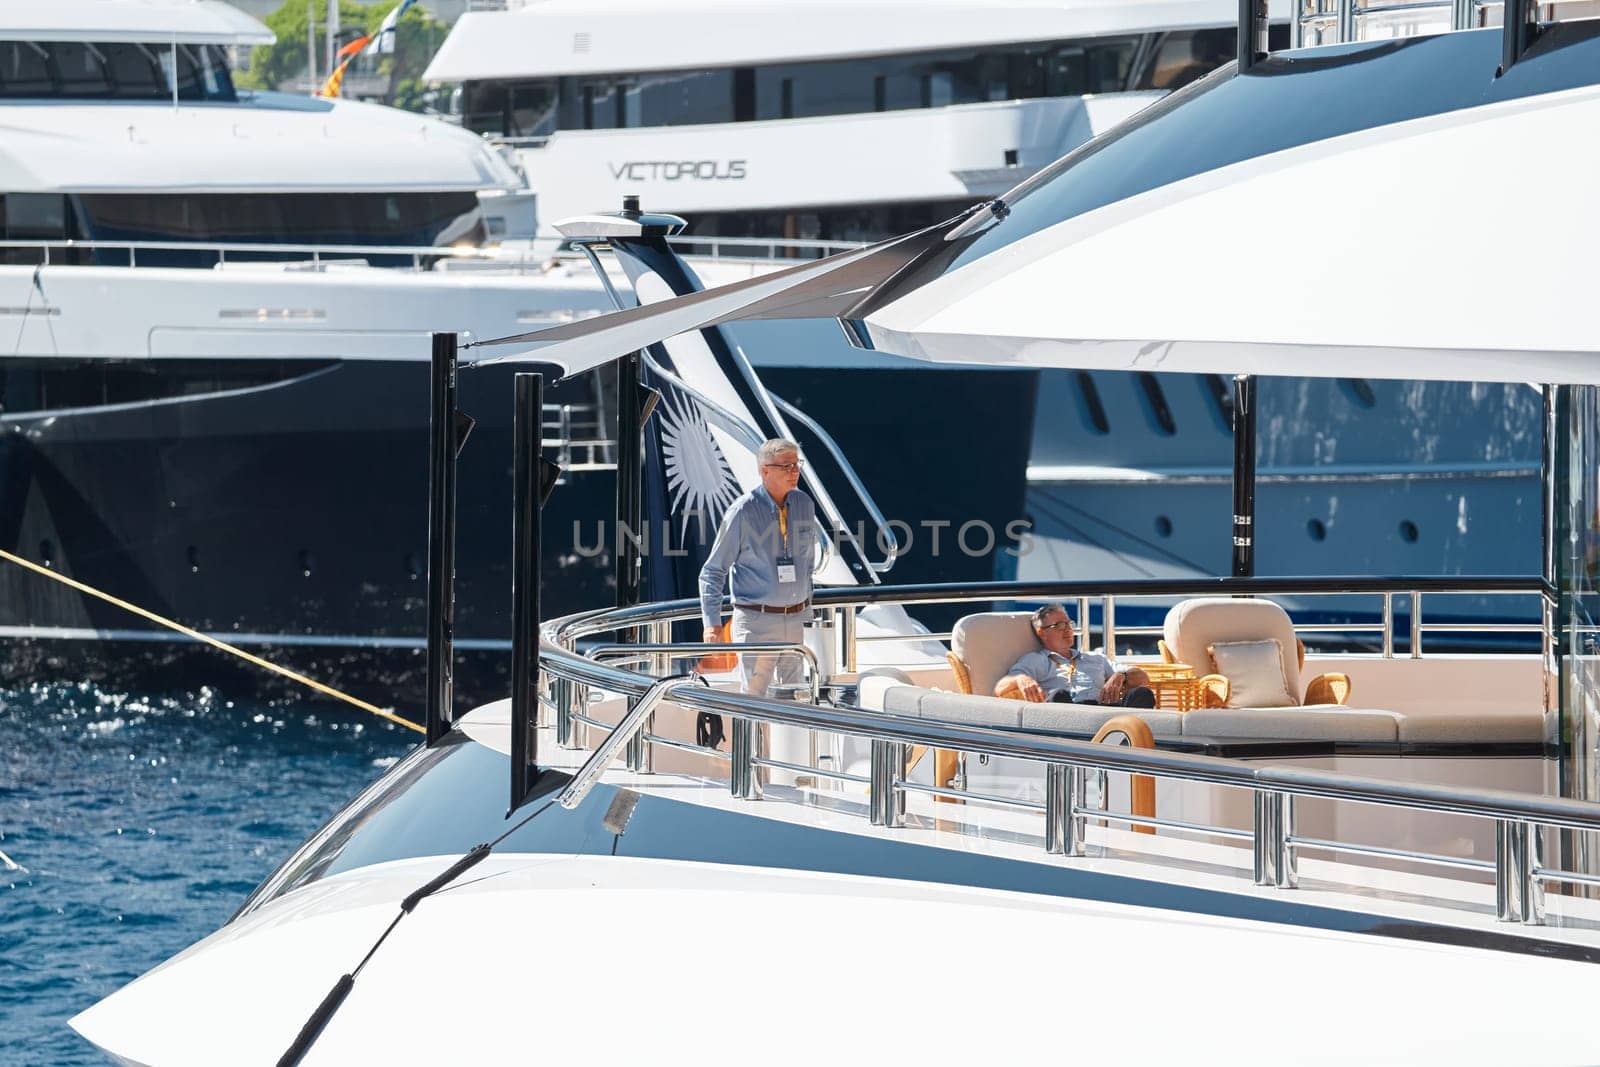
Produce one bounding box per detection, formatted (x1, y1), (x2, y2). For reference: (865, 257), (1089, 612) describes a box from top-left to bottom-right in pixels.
(1238, 0), (1269, 72)
(1231, 374), (1257, 578)
(425, 332), (459, 746)
(616, 351), (644, 612)
(1501, 0), (1535, 74)
(510, 372), (543, 812)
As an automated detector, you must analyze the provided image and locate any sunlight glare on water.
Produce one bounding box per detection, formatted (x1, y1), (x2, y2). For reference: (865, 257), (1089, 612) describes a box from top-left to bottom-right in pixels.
(0, 681), (413, 1064)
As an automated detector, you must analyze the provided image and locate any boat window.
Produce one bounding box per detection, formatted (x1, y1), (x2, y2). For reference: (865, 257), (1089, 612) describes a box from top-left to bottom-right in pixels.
(105, 44), (167, 98)
(462, 33), (1162, 137)
(1137, 372), (1177, 435)
(675, 196), (978, 253)
(1138, 28), (1237, 90)
(0, 41), (234, 100)
(70, 191), (484, 266)
(1342, 378), (1378, 408)
(0, 43), (52, 96)
(1075, 371), (1110, 434)
(0, 359), (336, 416)
(53, 43), (112, 97)
(0, 193), (92, 264)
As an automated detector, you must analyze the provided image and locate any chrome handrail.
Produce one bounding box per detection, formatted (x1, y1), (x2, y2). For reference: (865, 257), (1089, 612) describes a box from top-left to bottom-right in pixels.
(537, 618), (1582, 923)
(0, 233), (867, 272)
(551, 575), (1552, 653)
(558, 674), (702, 810)
(588, 641), (821, 703)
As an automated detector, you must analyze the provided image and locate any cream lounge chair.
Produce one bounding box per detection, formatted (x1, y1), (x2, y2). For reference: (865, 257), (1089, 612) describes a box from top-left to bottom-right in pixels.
(1160, 597), (1352, 709)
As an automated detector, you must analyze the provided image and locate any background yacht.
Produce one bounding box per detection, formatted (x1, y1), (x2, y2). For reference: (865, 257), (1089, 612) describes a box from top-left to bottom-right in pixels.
(0, 0), (636, 701)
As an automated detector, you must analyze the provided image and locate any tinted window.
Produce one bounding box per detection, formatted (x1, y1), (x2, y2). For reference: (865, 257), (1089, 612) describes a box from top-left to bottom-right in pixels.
(104, 43), (167, 98)
(0, 43), (52, 96)
(0, 358), (335, 415)
(53, 42), (111, 96)
(464, 33), (1164, 135)
(72, 192), (484, 266)
(0, 41), (234, 100)
(675, 197), (978, 254)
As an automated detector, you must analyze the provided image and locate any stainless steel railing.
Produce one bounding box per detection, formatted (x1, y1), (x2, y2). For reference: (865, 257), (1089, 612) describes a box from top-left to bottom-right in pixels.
(537, 574), (1580, 926)
(0, 234), (866, 273)
(550, 576), (1553, 675)
(1292, 0), (1599, 48)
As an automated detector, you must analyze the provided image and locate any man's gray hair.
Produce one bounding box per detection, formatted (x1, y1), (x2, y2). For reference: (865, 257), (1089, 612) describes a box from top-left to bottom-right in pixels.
(1031, 604), (1069, 633)
(758, 438), (800, 465)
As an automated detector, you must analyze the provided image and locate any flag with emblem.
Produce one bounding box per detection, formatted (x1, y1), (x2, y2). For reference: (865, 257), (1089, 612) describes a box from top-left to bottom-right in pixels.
(364, 0), (418, 56)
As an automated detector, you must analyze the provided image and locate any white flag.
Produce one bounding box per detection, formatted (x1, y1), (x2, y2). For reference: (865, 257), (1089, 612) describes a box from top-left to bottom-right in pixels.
(363, 0), (417, 56)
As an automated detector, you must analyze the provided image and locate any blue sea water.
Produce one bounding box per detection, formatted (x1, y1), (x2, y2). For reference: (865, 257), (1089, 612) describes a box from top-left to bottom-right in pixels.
(0, 682), (414, 1065)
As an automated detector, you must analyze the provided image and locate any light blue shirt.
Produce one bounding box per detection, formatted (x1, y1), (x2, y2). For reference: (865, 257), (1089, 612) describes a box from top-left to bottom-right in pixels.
(1006, 648), (1126, 702)
(699, 486), (817, 630)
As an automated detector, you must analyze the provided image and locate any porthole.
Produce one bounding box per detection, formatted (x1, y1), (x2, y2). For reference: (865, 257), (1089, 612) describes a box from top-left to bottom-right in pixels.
(1154, 515), (1173, 538)
(1075, 371), (1109, 435)
(1137, 373), (1177, 436)
(1399, 520), (1419, 543)
(1307, 519), (1327, 542)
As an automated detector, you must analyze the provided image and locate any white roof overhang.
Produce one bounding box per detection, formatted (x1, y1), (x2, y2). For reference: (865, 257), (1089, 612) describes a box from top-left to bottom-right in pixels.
(426, 0), (1286, 81)
(0, 1), (275, 47)
(0, 95), (520, 194)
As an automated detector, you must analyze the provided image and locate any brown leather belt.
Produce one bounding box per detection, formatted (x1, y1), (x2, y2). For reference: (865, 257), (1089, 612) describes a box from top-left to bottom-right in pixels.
(735, 602), (810, 615)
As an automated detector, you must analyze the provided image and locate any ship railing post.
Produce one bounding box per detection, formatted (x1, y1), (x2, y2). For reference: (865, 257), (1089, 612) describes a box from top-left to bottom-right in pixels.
(1279, 794), (1298, 889)
(1046, 763), (1069, 854)
(731, 716), (761, 800)
(869, 739), (905, 827)
(1496, 820), (1544, 924)
(1254, 789), (1282, 887)
(1066, 765), (1087, 856)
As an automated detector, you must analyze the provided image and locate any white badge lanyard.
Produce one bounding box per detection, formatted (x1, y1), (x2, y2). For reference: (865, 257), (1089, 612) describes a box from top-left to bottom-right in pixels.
(775, 501), (797, 585)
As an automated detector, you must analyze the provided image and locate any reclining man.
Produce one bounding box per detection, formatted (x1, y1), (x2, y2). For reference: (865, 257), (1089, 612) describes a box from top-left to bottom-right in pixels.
(994, 604), (1156, 707)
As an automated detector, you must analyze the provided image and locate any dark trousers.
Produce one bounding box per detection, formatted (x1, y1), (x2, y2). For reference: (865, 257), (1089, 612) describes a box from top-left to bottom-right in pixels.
(1050, 686), (1157, 709)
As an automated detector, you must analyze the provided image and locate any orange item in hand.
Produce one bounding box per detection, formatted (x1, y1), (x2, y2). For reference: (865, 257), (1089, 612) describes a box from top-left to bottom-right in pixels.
(698, 620), (737, 673)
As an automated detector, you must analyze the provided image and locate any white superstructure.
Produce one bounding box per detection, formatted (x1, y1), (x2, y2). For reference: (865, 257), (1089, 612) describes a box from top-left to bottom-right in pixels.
(428, 0), (1286, 243)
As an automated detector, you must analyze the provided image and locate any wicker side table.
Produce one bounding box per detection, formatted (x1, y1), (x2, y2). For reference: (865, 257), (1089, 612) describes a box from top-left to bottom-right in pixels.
(1127, 661), (1204, 711)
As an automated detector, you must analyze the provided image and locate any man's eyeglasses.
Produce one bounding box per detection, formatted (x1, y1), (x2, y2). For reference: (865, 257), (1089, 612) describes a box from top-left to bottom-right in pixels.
(1038, 620), (1072, 632)
(763, 462), (802, 473)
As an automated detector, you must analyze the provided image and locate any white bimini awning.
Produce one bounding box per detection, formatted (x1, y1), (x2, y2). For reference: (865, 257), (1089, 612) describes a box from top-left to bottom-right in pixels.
(862, 84), (1600, 385)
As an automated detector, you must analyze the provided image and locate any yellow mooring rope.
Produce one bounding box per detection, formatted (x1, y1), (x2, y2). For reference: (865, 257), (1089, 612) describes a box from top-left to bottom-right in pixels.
(0, 547), (423, 735)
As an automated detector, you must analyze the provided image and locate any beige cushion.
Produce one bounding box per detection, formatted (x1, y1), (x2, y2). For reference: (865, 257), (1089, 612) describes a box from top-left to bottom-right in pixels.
(1209, 638), (1295, 708)
(1181, 706), (1402, 742)
(1164, 598), (1303, 700)
(951, 612), (1048, 697)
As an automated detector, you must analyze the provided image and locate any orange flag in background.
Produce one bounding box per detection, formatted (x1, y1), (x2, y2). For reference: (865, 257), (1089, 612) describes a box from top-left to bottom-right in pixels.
(318, 34), (372, 98)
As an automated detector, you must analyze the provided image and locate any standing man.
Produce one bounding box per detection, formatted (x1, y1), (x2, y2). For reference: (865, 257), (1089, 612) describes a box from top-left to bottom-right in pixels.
(700, 438), (816, 696)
